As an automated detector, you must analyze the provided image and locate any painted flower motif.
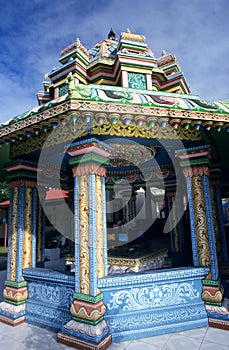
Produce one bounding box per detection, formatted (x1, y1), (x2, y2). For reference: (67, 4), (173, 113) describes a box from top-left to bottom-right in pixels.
(107, 282), (199, 311)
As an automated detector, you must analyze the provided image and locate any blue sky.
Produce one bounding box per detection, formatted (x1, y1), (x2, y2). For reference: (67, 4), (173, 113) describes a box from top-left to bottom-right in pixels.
(0, 0), (228, 123)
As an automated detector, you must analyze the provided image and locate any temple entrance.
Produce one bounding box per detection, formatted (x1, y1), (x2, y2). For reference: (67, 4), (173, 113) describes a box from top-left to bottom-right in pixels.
(40, 136), (193, 276)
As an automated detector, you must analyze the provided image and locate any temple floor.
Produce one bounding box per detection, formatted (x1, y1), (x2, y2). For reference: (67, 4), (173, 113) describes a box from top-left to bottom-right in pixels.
(0, 322), (229, 350)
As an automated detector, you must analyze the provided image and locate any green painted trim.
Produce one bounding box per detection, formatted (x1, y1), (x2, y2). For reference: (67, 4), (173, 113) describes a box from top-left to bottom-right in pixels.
(180, 158), (210, 167)
(73, 293), (104, 303)
(5, 280), (27, 288)
(5, 172), (37, 182)
(204, 301), (222, 307)
(202, 279), (220, 286)
(118, 42), (147, 51)
(69, 154), (110, 166)
(72, 316), (104, 325)
(3, 299), (26, 306)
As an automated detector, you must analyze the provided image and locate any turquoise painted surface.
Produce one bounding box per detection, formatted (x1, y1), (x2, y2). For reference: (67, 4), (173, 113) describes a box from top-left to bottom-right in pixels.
(99, 267), (209, 342)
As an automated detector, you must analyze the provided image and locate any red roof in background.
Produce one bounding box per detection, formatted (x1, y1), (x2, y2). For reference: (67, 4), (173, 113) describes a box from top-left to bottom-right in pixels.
(0, 189), (68, 208)
(45, 189), (69, 200)
(0, 200), (10, 208)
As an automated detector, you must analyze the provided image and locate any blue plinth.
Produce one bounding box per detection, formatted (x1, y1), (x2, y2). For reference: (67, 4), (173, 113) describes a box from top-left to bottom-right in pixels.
(23, 268), (74, 331)
(98, 267), (209, 342)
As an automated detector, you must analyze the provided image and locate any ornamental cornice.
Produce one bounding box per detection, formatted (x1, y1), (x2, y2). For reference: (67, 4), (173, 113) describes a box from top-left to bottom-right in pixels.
(1, 98), (229, 142)
(22, 267), (75, 285)
(98, 267), (210, 289)
(0, 101), (71, 138)
(70, 100), (229, 123)
(10, 117), (201, 158)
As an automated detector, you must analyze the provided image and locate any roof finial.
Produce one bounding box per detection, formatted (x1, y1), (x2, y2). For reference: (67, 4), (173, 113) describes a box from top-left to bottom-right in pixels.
(108, 28), (116, 40)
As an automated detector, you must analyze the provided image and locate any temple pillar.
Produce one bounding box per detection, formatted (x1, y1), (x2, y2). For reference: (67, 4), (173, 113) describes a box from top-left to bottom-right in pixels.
(0, 176), (38, 326)
(57, 138), (113, 350)
(176, 146), (223, 307)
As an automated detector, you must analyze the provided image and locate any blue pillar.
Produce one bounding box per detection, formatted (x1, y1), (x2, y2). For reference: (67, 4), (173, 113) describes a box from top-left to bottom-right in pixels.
(6, 189), (13, 281)
(186, 176), (199, 267)
(89, 173), (97, 296)
(58, 138), (113, 349)
(16, 186), (25, 282)
(74, 176), (80, 293)
(32, 187), (37, 267)
(176, 146), (224, 307)
(202, 175), (219, 280)
(102, 176), (108, 276)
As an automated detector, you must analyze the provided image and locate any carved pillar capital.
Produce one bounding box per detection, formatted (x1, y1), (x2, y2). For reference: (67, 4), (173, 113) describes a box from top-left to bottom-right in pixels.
(72, 163), (106, 177)
(183, 165), (209, 178)
(9, 179), (37, 188)
(176, 145), (211, 178)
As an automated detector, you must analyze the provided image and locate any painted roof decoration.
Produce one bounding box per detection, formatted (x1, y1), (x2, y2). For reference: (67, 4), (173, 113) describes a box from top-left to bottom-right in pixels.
(0, 28), (229, 140)
(38, 28), (190, 104)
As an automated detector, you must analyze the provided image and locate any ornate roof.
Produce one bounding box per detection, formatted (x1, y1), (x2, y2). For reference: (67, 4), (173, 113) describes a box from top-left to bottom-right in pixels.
(35, 28), (192, 107)
(0, 29), (229, 141)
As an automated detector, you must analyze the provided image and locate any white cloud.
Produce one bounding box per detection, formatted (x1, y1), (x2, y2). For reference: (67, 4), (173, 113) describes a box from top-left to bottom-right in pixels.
(0, 71), (37, 121)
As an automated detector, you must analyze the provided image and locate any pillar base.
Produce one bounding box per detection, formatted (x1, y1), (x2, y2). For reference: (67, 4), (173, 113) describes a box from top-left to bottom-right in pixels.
(0, 281), (27, 326)
(70, 293), (106, 322)
(208, 317), (229, 330)
(3, 281), (28, 302)
(59, 319), (110, 341)
(202, 279), (223, 306)
(58, 293), (112, 349)
(0, 313), (26, 326)
(57, 331), (112, 350)
(0, 301), (26, 326)
(206, 296), (229, 330)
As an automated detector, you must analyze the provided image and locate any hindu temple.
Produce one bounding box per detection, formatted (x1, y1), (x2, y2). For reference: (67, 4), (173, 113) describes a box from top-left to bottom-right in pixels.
(0, 28), (228, 349)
